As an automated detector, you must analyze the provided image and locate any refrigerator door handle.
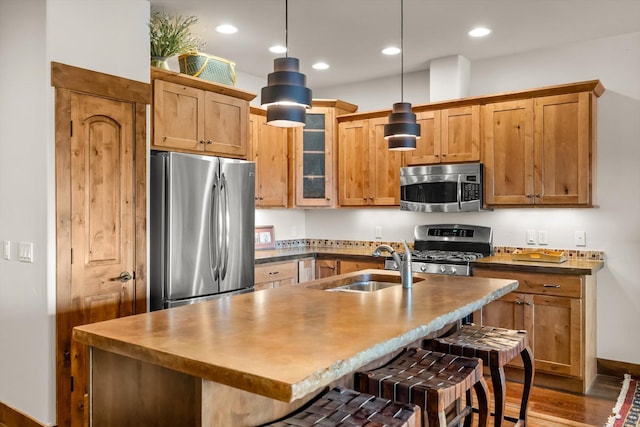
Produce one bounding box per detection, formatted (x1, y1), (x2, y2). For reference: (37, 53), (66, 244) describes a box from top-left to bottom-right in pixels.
(210, 172), (220, 281)
(219, 172), (230, 280)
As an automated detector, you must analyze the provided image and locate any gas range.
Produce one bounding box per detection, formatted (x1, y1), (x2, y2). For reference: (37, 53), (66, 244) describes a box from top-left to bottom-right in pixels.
(385, 224), (493, 276)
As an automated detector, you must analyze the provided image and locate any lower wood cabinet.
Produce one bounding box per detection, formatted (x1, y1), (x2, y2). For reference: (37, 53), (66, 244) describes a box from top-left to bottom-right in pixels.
(254, 260), (298, 291)
(315, 257), (385, 278)
(472, 267), (596, 393)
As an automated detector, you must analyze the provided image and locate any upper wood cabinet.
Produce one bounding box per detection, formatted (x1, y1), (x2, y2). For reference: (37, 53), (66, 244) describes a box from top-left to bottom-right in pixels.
(151, 68), (255, 159)
(250, 108), (290, 207)
(404, 105), (480, 166)
(482, 82), (603, 207)
(292, 100), (358, 207)
(338, 117), (403, 206)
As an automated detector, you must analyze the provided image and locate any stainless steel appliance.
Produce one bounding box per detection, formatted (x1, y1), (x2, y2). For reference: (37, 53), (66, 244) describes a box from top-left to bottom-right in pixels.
(150, 151), (255, 310)
(385, 224), (493, 276)
(400, 163), (485, 212)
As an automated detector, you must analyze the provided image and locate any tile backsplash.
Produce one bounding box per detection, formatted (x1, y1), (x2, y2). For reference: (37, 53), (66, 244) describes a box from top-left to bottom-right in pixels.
(274, 239), (604, 260)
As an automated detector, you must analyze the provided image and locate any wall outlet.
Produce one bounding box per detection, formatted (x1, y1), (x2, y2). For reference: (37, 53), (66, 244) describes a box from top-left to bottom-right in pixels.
(526, 229), (536, 245)
(538, 230), (549, 245)
(575, 231), (586, 247)
(375, 226), (382, 239)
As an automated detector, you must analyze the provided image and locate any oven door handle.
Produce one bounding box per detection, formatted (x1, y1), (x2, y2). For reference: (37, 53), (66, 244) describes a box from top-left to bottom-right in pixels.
(457, 175), (462, 211)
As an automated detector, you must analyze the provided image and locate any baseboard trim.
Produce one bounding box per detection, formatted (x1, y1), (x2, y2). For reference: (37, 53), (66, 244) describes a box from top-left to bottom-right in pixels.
(598, 358), (640, 377)
(0, 401), (49, 427)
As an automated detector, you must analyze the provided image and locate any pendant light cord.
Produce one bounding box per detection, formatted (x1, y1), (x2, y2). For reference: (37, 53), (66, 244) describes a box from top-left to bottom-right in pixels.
(400, 0), (404, 102)
(285, 0), (289, 58)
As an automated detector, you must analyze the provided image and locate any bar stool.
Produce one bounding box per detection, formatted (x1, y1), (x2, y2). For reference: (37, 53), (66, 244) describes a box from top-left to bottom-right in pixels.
(425, 324), (534, 427)
(260, 385), (421, 426)
(355, 348), (489, 427)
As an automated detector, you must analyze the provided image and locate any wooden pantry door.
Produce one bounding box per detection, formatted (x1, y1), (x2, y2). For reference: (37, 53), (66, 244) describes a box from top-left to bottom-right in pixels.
(53, 63), (149, 427)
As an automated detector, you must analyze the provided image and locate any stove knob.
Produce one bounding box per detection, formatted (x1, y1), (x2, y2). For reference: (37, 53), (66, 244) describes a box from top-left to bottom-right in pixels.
(439, 265), (447, 273)
(449, 266), (457, 275)
(392, 262), (398, 270)
(420, 264), (427, 272)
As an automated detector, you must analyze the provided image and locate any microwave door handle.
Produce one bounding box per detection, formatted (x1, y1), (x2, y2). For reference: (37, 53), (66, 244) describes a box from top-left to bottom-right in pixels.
(457, 175), (462, 210)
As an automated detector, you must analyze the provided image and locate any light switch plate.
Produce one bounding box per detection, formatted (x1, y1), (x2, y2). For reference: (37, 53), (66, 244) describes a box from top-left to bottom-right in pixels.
(3, 240), (10, 260)
(18, 242), (33, 263)
(538, 230), (549, 245)
(526, 229), (536, 245)
(375, 226), (382, 239)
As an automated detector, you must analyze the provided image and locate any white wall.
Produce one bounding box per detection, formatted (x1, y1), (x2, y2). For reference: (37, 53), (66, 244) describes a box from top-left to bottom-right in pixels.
(302, 32), (640, 364)
(0, 0), (51, 423)
(0, 0), (149, 424)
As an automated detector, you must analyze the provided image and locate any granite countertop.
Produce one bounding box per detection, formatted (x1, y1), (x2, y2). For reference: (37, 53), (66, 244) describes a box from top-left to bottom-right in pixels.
(73, 269), (518, 403)
(472, 255), (604, 275)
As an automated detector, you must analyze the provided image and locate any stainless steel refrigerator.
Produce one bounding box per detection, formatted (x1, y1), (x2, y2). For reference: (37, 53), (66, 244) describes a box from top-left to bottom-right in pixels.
(150, 151), (255, 310)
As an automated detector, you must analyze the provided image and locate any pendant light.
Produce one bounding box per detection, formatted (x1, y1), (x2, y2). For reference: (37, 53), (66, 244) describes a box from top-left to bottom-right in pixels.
(261, 0), (312, 127)
(384, 0), (420, 150)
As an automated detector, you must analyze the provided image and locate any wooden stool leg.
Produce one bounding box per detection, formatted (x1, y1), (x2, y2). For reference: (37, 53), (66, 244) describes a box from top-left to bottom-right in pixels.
(518, 345), (535, 425)
(490, 365), (506, 427)
(463, 389), (472, 427)
(474, 376), (490, 427)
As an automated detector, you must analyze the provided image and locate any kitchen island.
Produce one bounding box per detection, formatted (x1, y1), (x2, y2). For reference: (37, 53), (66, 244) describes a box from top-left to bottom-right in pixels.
(73, 269), (518, 426)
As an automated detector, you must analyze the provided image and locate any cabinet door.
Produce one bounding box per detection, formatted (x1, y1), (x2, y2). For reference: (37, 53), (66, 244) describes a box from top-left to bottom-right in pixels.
(255, 261), (298, 289)
(338, 120), (370, 206)
(153, 80), (204, 151)
(295, 108), (334, 206)
(534, 92), (591, 205)
(338, 259), (384, 275)
(316, 259), (338, 278)
(404, 110), (441, 165)
(441, 105), (480, 163)
(482, 99), (535, 205)
(203, 91), (248, 158)
(251, 113), (289, 207)
(368, 117), (403, 206)
(531, 293), (582, 377)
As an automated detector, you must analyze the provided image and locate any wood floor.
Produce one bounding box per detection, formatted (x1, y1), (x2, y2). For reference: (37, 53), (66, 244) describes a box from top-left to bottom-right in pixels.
(492, 374), (622, 426)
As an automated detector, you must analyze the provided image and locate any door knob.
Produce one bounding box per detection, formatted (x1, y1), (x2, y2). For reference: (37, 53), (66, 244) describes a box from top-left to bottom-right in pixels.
(116, 271), (133, 282)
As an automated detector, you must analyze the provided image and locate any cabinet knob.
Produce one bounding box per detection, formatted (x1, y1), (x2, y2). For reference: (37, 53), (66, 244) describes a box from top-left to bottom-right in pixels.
(525, 301), (532, 305)
(526, 194), (533, 198)
(441, 153), (446, 157)
(535, 194), (540, 198)
(515, 300), (523, 305)
(207, 140), (213, 144)
(434, 154), (439, 157)
(199, 139), (206, 144)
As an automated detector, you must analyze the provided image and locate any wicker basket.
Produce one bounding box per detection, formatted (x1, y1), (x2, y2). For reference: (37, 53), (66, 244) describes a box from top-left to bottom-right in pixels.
(178, 52), (236, 86)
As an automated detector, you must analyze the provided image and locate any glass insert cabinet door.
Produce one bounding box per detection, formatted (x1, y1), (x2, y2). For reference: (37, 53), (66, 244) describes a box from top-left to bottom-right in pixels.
(295, 108), (334, 206)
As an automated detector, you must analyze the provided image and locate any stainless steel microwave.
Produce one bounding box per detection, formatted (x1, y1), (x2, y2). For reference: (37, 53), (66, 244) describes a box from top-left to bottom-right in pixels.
(400, 163), (485, 212)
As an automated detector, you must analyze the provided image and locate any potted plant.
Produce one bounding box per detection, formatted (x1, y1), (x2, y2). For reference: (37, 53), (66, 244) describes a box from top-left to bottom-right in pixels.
(149, 12), (203, 70)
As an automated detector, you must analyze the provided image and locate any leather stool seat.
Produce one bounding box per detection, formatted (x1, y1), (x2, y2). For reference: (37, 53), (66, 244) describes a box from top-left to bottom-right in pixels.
(426, 324), (534, 427)
(355, 348), (489, 427)
(261, 385), (421, 426)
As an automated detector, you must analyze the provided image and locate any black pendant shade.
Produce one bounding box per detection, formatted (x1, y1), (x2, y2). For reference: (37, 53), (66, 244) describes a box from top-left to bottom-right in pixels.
(261, 57), (312, 127)
(384, 102), (420, 150)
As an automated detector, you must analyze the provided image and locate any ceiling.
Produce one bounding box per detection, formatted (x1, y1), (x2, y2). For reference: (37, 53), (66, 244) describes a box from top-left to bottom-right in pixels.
(150, 0), (640, 89)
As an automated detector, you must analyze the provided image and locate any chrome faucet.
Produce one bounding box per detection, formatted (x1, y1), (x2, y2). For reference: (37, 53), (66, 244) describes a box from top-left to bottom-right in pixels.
(373, 240), (413, 289)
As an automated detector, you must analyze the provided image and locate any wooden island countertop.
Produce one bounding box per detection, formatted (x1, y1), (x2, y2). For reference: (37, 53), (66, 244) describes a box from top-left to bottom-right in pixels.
(73, 269), (518, 426)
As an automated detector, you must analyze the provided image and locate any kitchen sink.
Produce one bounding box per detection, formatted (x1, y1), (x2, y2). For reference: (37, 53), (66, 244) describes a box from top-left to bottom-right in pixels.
(308, 272), (424, 292)
(327, 280), (400, 292)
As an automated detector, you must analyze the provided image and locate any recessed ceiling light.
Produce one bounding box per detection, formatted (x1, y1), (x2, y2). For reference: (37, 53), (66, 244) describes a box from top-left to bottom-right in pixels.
(312, 62), (330, 70)
(216, 24), (238, 34)
(269, 45), (288, 54)
(382, 47), (401, 55)
(468, 27), (491, 37)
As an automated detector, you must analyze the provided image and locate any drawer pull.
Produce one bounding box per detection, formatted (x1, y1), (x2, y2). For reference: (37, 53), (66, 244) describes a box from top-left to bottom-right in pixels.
(525, 302), (532, 305)
(543, 284), (561, 288)
(268, 271), (280, 275)
(515, 300), (523, 305)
